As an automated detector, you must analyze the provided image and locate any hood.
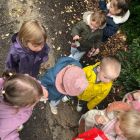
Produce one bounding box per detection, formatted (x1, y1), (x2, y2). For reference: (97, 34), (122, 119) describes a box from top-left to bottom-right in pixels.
(107, 3), (130, 24)
(11, 33), (49, 55)
(40, 57), (82, 88)
(11, 33), (30, 54)
(83, 11), (94, 26)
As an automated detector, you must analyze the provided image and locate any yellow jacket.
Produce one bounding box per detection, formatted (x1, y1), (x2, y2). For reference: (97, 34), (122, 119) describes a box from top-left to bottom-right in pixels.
(78, 62), (113, 110)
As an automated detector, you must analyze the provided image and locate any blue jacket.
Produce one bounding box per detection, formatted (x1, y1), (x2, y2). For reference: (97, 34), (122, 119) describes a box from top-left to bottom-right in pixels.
(99, 0), (119, 42)
(6, 33), (50, 77)
(40, 57), (82, 101)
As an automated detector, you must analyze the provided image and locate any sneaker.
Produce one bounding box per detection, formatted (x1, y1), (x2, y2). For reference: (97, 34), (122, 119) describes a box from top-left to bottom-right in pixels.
(49, 103), (58, 115)
(62, 96), (71, 102)
(76, 101), (83, 112)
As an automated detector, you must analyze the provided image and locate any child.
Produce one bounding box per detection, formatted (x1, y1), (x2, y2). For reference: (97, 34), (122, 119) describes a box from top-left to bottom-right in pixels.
(78, 110), (140, 140)
(40, 56), (88, 115)
(0, 71), (47, 140)
(77, 56), (121, 112)
(6, 20), (50, 78)
(78, 90), (140, 133)
(70, 10), (106, 61)
(99, 0), (130, 42)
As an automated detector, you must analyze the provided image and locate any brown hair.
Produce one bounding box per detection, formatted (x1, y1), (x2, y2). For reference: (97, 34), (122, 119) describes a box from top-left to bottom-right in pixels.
(113, 0), (129, 16)
(119, 110), (140, 140)
(1, 71), (43, 107)
(18, 20), (47, 47)
(90, 10), (106, 27)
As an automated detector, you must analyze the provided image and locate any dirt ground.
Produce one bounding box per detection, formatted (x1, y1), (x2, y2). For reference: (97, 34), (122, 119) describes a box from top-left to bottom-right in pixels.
(0, 0), (92, 140)
(0, 0), (127, 139)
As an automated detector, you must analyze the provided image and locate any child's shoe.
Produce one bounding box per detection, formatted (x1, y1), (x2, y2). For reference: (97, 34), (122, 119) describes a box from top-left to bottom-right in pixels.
(76, 101), (83, 112)
(49, 103), (58, 115)
(62, 96), (71, 102)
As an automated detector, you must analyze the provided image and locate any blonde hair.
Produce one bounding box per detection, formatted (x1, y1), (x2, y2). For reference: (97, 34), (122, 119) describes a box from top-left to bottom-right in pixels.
(100, 56), (121, 79)
(2, 71), (43, 107)
(119, 110), (140, 140)
(90, 10), (106, 27)
(18, 20), (47, 47)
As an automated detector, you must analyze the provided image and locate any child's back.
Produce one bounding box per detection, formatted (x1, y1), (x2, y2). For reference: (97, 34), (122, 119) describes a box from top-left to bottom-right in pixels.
(0, 72), (43, 140)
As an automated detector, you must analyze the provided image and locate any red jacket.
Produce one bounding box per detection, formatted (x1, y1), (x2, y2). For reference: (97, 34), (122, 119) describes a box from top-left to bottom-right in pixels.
(73, 127), (109, 140)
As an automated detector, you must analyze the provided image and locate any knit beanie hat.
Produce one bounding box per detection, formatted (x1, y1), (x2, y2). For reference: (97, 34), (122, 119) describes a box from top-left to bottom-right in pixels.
(55, 65), (88, 96)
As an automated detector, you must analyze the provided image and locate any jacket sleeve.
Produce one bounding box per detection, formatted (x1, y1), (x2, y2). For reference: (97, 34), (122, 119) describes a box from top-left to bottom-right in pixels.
(102, 17), (119, 42)
(93, 30), (103, 48)
(1, 130), (20, 140)
(87, 84), (112, 110)
(6, 51), (19, 71)
(71, 21), (85, 37)
(42, 44), (50, 62)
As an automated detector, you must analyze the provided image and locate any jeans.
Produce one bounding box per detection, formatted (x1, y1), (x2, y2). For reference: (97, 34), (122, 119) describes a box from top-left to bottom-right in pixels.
(69, 47), (86, 61)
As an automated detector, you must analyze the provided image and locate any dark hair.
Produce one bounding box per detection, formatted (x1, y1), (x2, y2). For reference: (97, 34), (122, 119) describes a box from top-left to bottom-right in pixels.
(1, 71), (43, 107)
(115, 0), (129, 16)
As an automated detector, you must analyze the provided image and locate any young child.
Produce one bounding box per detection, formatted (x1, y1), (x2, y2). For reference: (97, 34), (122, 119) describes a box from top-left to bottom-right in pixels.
(40, 56), (88, 115)
(99, 0), (130, 42)
(70, 10), (106, 61)
(78, 90), (140, 133)
(77, 56), (121, 112)
(77, 110), (140, 140)
(6, 20), (50, 78)
(0, 71), (47, 140)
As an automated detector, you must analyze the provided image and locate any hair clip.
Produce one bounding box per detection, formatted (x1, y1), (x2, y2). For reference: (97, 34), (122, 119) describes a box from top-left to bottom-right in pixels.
(1, 90), (5, 95)
(9, 72), (13, 76)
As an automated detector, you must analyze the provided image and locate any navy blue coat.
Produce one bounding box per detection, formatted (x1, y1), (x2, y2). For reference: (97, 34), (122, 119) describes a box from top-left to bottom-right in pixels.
(99, 0), (120, 42)
(40, 57), (82, 101)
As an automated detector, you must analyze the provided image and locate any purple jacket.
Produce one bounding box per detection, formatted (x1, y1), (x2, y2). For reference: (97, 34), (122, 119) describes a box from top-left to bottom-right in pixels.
(0, 78), (33, 140)
(6, 33), (50, 77)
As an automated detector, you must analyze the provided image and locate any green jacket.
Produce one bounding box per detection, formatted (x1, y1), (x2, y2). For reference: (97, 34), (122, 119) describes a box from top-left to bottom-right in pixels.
(71, 12), (103, 52)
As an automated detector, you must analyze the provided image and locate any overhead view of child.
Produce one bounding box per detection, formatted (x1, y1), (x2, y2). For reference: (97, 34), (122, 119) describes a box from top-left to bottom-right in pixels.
(99, 0), (130, 41)
(0, 71), (48, 140)
(76, 56), (121, 112)
(40, 56), (88, 115)
(77, 110), (140, 140)
(70, 10), (106, 61)
(6, 20), (50, 77)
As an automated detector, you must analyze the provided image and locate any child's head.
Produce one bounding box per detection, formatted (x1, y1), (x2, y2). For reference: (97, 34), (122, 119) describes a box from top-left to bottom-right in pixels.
(18, 20), (47, 52)
(133, 90), (140, 101)
(109, 0), (129, 16)
(97, 56), (121, 83)
(1, 72), (43, 107)
(115, 110), (140, 140)
(90, 10), (106, 30)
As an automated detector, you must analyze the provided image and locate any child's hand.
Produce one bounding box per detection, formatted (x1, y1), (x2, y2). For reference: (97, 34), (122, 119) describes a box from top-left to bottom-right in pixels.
(73, 35), (80, 41)
(40, 86), (48, 103)
(92, 48), (100, 56)
(95, 115), (107, 124)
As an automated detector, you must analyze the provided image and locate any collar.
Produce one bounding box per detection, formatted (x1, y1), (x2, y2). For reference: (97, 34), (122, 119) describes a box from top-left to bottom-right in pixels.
(107, 2), (130, 24)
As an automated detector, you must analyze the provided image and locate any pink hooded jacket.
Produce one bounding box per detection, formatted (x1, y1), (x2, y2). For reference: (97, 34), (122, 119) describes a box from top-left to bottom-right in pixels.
(0, 78), (33, 140)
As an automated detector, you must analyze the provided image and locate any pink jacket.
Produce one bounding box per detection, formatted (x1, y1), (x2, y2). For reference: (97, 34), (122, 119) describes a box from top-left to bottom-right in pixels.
(0, 78), (33, 140)
(102, 119), (127, 140)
